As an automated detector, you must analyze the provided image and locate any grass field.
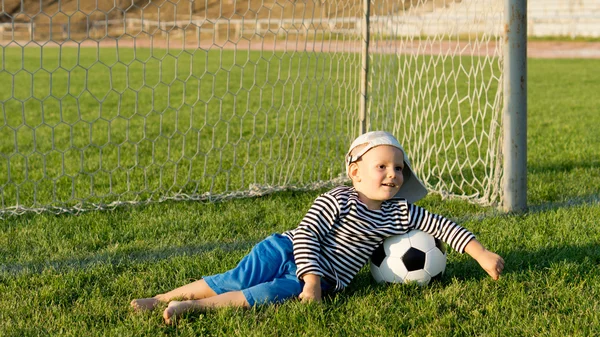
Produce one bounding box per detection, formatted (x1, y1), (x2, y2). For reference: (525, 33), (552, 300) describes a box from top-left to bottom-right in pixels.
(0, 56), (599, 336)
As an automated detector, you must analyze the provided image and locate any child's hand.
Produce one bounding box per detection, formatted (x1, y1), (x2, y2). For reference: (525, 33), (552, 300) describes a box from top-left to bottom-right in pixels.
(475, 249), (505, 280)
(465, 239), (505, 280)
(298, 274), (322, 303)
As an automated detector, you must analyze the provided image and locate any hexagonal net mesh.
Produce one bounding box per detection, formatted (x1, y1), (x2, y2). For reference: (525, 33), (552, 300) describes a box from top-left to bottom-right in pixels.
(0, 0), (503, 217)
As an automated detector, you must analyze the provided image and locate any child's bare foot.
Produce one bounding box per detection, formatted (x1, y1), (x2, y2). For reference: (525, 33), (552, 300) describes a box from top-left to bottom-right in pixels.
(130, 297), (162, 311)
(163, 300), (198, 324)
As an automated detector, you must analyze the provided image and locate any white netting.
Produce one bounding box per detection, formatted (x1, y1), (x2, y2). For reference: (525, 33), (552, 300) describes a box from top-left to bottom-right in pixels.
(0, 0), (505, 217)
(368, 0), (504, 204)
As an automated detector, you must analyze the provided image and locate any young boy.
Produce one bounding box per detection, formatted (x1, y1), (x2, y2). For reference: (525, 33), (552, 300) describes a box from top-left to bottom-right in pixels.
(131, 131), (505, 324)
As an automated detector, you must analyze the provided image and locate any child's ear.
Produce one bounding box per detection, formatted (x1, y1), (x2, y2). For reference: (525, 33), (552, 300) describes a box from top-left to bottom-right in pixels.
(348, 162), (361, 182)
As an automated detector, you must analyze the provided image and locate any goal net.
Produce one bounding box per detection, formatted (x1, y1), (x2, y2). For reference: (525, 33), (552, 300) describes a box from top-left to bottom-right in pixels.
(0, 0), (504, 216)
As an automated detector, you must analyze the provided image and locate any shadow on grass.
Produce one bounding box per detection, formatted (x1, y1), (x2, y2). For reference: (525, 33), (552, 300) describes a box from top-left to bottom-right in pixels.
(0, 239), (258, 276)
(447, 192), (600, 226)
(445, 242), (600, 283)
(334, 241), (600, 303)
(528, 158), (600, 173)
(4, 234), (599, 282)
(527, 159), (600, 211)
(526, 193), (600, 214)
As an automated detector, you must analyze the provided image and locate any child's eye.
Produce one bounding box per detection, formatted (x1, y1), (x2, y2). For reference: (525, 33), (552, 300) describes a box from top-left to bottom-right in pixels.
(378, 165), (386, 169)
(395, 166), (403, 171)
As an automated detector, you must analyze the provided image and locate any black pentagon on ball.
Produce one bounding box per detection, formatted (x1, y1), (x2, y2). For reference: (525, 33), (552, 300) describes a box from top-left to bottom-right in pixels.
(371, 243), (386, 268)
(401, 247), (426, 271)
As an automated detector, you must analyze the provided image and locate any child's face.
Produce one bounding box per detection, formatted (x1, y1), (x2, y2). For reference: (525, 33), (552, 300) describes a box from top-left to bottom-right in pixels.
(351, 145), (404, 209)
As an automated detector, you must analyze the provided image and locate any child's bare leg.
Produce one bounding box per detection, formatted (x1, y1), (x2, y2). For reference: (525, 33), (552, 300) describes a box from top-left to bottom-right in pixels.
(130, 279), (218, 311)
(163, 291), (249, 324)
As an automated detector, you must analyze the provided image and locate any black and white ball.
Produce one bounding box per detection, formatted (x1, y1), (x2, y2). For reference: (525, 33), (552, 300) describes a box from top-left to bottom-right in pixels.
(370, 230), (447, 285)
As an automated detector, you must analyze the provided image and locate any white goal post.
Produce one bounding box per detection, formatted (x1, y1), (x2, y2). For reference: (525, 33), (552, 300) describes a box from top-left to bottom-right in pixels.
(0, 0), (526, 217)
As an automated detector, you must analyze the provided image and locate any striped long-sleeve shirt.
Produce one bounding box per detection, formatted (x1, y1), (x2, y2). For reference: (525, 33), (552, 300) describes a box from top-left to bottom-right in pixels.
(282, 185), (476, 291)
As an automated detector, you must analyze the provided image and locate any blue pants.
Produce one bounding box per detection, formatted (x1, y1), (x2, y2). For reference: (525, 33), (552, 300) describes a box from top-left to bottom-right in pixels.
(203, 234), (330, 306)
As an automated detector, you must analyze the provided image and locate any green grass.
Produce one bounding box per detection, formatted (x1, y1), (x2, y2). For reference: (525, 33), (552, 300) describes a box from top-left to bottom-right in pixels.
(1, 57), (600, 336)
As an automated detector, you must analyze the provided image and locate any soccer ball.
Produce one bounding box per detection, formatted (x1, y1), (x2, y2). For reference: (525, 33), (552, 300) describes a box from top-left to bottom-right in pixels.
(370, 230), (447, 285)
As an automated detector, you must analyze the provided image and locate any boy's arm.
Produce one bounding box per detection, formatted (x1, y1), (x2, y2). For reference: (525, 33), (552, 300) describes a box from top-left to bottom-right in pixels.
(293, 194), (339, 286)
(409, 204), (476, 254)
(298, 274), (322, 303)
(464, 239), (505, 280)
